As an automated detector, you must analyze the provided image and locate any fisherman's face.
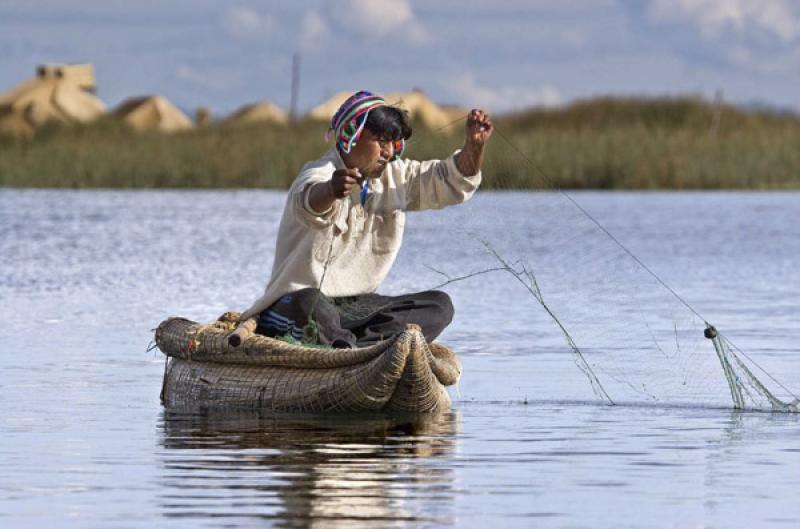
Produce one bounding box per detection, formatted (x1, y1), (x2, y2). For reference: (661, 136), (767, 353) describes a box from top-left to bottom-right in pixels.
(346, 129), (395, 179)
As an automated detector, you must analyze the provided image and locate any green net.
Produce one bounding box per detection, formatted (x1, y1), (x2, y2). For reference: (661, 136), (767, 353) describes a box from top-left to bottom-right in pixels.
(377, 115), (800, 412)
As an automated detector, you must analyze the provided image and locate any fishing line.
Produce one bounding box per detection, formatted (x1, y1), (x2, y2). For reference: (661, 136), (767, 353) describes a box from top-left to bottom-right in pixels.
(488, 125), (798, 403)
(302, 108), (797, 409)
(354, 110), (796, 409)
(493, 127), (704, 320)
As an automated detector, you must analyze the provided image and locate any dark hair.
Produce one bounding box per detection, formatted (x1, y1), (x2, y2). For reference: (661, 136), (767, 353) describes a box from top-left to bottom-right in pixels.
(364, 105), (412, 141)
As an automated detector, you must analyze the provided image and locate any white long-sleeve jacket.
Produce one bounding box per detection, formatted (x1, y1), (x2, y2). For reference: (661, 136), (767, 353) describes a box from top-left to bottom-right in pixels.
(241, 146), (481, 320)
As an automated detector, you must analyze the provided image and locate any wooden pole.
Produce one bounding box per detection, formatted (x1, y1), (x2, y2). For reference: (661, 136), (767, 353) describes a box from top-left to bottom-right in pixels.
(710, 89), (722, 139)
(228, 318), (257, 347)
(289, 52), (301, 124)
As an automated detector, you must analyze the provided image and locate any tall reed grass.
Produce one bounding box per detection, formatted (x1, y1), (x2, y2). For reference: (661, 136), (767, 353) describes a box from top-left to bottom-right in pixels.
(1, 96), (798, 189)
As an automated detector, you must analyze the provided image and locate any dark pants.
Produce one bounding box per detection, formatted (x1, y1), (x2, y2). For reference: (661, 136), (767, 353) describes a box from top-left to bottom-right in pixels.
(255, 288), (454, 348)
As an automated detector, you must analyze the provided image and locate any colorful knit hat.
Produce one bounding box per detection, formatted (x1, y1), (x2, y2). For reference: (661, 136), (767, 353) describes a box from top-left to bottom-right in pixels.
(326, 90), (405, 157)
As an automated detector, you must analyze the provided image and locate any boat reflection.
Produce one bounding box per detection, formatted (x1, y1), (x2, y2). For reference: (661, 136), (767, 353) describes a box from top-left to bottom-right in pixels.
(158, 409), (459, 527)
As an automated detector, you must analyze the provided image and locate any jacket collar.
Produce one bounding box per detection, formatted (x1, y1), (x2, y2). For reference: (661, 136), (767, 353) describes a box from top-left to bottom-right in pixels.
(330, 146), (348, 171)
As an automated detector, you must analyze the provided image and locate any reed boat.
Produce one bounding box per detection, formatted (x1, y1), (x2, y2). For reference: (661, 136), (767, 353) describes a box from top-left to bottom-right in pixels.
(155, 313), (461, 413)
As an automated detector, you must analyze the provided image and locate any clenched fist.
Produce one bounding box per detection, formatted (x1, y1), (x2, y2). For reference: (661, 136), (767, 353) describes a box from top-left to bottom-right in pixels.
(330, 168), (362, 199)
(454, 109), (493, 177)
(465, 109), (493, 147)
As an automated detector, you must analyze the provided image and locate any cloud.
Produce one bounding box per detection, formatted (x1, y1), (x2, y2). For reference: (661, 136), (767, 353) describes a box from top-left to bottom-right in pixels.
(560, 28), (588, 49)
(644, 0), (800, 75)
(648, 0), (800, 42)
(449, 74), (562, 113)
(329, 0), (430, 45)
(298, 10), (329, 52)
(345, 0), (412, 34)
(175, 64), (240, 92)
(222, 6), (275, 38)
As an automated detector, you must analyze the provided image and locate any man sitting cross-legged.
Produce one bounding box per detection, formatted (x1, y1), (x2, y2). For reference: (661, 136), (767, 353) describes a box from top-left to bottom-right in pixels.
(241, 90), (493, 348)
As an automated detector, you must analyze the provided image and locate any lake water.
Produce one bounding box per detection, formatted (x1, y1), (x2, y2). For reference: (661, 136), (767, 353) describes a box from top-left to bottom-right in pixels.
(1, 190), (799, 528)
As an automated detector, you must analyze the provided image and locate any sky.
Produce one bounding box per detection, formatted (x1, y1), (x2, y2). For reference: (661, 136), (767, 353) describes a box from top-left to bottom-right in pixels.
(2, 0), (799, 116)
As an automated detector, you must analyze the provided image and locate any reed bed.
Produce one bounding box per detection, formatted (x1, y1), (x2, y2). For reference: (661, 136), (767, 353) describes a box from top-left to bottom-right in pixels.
(1, 97), (799, 189)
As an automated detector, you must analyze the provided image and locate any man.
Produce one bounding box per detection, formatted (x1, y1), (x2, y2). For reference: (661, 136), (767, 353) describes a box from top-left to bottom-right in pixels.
(241, 90), (493, 348)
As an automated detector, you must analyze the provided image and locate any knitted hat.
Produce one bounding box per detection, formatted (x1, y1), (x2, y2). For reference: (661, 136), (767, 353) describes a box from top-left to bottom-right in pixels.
(327, 90), (405, 157)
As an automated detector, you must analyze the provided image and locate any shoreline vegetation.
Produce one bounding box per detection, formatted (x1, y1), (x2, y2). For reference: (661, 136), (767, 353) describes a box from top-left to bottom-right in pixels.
(1, 96), (799, 189)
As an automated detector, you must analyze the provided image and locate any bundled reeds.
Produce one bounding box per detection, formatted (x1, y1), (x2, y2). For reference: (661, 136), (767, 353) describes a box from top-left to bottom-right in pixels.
(1, 96), (799, 189)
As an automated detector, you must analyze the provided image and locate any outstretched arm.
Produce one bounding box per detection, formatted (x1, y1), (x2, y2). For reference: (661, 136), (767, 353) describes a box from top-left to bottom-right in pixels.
(454, 109), (494, 176)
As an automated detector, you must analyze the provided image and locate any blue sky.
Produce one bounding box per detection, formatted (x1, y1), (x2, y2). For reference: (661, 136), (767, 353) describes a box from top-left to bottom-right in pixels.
(2, 0), (799, 115)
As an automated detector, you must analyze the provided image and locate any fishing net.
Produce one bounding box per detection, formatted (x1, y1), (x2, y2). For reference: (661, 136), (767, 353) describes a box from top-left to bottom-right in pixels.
(373, 116), (800, 413)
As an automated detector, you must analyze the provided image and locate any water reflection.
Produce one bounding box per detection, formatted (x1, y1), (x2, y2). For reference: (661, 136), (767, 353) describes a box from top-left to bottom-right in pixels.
(158, 410), (459, 527)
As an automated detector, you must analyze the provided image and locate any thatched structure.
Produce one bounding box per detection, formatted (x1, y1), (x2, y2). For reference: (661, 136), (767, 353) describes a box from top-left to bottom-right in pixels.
(195, 107), (210, 127)
(37, 64), (97, 91)
(114, 95), (193, 133)
(226, 101), (288, 125)
(309, 89), (458, 131)
(0, 64), (106, 137)
(440, 103), (470, 122)
(155, 315), (461, 413)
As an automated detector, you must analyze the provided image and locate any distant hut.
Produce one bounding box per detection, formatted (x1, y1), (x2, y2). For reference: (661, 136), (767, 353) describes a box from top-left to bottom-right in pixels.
(383, 90), (454, 130)
(308, 91), (353, 121)
(195, 106), (210, 127)
(309, 89), (454, 131)
(440, 103), (470, 123)
(0, 64), (106, 137)
(38, 64), (97, 91)
(225, 101), (288, 125)
(114, 95), (193, 133)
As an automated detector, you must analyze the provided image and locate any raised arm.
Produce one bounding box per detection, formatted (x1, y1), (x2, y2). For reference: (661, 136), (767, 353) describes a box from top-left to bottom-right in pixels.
(454, 109), (494, 176)
(403, 109), (494, 211)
